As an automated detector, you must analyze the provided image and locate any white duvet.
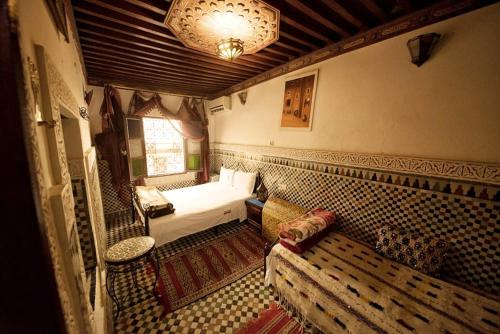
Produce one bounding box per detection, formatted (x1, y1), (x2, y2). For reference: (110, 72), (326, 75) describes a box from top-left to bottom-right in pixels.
(144, 182), (254, 246)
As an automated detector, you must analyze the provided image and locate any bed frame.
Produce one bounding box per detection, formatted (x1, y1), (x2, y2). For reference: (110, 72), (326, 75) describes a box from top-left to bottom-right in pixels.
(130, 166), (261, 238)
(130, 182), (152, 236)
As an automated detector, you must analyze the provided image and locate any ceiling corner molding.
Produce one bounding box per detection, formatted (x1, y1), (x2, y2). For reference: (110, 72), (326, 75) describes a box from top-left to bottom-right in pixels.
(213, 0), (491, 97)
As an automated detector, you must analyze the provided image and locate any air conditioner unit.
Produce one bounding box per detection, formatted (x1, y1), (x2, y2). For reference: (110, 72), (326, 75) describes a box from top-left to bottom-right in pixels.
(207, 96), (231, 114)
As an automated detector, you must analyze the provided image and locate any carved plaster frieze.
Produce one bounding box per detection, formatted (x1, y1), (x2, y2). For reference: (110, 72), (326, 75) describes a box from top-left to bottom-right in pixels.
(19, 55), (78, 333)
(68, 159), (85, 179)
(19, 42), (94, 333)
(212, 143), (500, 185)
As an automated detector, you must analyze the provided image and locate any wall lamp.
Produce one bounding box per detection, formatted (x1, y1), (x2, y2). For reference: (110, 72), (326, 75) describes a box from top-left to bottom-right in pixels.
(407, 33), (441, 67)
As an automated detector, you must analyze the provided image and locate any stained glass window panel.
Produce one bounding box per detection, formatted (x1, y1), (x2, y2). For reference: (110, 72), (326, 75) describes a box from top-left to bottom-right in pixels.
(142, 117), (185, 176)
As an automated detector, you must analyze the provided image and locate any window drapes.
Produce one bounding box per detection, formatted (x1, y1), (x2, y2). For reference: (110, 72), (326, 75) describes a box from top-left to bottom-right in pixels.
(96, 87), (210, 197)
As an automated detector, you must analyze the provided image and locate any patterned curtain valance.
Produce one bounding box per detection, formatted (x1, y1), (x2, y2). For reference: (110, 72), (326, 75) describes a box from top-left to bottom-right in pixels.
(127, 90), (210, 183)
(128, 91), (207, 141)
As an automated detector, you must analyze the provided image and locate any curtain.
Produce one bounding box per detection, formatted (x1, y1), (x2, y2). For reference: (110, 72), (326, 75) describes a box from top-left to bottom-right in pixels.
(95, 85), (130, 206)
(128, 91), (210, 183)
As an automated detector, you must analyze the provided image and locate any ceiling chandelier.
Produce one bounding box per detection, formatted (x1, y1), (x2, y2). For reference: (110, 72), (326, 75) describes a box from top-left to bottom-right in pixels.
(165, 0), (280, 61)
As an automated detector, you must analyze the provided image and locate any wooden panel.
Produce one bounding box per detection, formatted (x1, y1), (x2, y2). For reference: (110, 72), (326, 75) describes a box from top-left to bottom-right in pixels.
(71, 0), (488, 96)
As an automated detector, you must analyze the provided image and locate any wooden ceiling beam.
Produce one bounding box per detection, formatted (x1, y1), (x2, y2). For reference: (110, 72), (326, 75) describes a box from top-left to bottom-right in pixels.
(359, 0), (388, 22)
(82, 51), (247, 80)
(80, 0), (283, 69)
(85, 61), (237, 85)
(279, 31), (321, 50)
(284, 0), (350, 38)
(73, 3), (178, 42)
(280, 15), (333, 44)
(79, 36), (262, 76)
(244, 51), (287, 64)
(84, 57), (240, 83)
(396, 0), (414, 14)
(77, 24), (274, 70)
(122, 0), (168, 15)
(76, 11), (280, 67)
(261, 44), (300, 58)
(274, 41), (308, 55)
(319, 0), (367, 30)
(88, 76), (213, 97)
(81, 47), (253, 80)
(87, 70), (222, 90)
(83, 0), (167, 29)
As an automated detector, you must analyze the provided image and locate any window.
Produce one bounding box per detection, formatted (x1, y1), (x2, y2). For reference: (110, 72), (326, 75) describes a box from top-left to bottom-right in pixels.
(142, 117), (185, 176)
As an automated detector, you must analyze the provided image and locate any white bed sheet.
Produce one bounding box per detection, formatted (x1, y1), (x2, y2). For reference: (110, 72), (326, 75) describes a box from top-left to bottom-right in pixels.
(145, 182), (254, 246)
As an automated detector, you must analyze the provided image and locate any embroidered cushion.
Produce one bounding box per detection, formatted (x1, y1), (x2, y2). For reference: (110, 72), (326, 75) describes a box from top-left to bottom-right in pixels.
(279, 224), (334, 254)
(278, 208), (336, 245)
(375, 224), (449, 274)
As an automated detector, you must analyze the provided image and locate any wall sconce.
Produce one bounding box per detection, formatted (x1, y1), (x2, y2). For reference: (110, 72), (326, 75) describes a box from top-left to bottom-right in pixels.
(237, 91), (248, 105)
(407, 33), (440, 67)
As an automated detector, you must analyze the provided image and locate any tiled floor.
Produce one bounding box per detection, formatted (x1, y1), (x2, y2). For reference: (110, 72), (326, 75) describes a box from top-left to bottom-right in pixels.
(107, 212), (272, 333)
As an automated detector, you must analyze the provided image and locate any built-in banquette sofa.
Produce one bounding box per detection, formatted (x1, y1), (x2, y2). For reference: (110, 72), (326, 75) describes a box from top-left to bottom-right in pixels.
(263, 197), (499, 334)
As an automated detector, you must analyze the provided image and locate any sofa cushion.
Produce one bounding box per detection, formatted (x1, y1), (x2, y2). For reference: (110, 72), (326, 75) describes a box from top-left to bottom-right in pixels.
(375, 223), (449, 274)
(262, 197), (307, 242)
(278, 208), (336, 244)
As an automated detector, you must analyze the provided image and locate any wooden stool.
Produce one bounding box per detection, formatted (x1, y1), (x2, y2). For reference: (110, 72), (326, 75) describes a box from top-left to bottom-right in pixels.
(105, 236), (160, 320)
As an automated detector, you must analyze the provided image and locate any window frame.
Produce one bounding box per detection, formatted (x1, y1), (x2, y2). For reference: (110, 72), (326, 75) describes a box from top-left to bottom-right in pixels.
(124, 115), (188, 180)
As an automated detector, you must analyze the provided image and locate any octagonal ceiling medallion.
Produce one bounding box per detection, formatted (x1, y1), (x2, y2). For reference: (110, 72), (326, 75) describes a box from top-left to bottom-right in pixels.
(165, 0), (280, 59)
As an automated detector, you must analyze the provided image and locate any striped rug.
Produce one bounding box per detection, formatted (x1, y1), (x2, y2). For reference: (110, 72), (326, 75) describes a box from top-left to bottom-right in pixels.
(156, 226), (266, 314)
(237, 303), (302, 334)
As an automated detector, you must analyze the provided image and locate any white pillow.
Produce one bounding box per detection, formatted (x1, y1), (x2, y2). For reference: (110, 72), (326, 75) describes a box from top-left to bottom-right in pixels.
(233, 171), (257, 194)
(219, 166), (235, 186)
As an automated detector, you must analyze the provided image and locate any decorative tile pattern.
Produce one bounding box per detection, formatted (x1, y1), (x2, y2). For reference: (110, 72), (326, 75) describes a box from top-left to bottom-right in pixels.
(212, 148), (500, 295)
(106, 214), (271, 333)
(98, 160), (130, 214)
(98, 159), (198, 215)
(72, 179), (96, 270)
(105, 236), (155, 263)
(212, 143), (500, 198)
(155, 180), (197, 192)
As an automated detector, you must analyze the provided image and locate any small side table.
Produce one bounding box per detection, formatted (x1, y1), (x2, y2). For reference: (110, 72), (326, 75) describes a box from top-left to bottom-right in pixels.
(105, 236), (160, 320)
(245, 198), (265, 233)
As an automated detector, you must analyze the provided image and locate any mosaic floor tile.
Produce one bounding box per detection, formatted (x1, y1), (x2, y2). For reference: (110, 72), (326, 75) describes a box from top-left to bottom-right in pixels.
(107, 215), (272, 333)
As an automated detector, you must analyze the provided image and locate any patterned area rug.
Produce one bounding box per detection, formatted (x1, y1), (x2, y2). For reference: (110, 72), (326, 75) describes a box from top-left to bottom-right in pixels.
(237, 303), (302, 334)
(157, 226), (266, 314)
(107, 213), (272, 333)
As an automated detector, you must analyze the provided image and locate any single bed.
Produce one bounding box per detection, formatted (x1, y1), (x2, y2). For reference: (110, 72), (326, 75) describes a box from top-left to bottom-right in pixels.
(132, 172), (257, 246)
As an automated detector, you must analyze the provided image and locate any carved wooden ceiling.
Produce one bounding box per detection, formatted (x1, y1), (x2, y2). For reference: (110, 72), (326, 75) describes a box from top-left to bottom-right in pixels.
(72, 0), (493, 97)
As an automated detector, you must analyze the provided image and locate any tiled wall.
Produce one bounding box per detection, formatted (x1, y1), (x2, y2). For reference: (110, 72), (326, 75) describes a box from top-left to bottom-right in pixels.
(211, 144), (500, 295)
(72, 179), (96, 270)
(98, 160), (130, 215)
(98, 159), (197, 216)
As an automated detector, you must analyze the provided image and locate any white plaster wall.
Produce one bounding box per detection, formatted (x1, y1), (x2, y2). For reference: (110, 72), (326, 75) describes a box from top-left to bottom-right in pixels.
(213, 4), (500, 164)
(17, 0), (92, 184)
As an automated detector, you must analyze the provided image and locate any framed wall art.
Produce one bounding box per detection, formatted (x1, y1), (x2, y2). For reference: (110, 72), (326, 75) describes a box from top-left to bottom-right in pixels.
(280, 69), (318, 131)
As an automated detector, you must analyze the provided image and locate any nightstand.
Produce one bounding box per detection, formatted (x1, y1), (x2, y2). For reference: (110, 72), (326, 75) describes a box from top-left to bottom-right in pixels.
(245, 198), (264, 232)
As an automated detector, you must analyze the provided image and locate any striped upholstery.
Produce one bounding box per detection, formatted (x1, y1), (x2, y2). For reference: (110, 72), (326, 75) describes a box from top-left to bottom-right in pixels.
(266, 233), (500, 334)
